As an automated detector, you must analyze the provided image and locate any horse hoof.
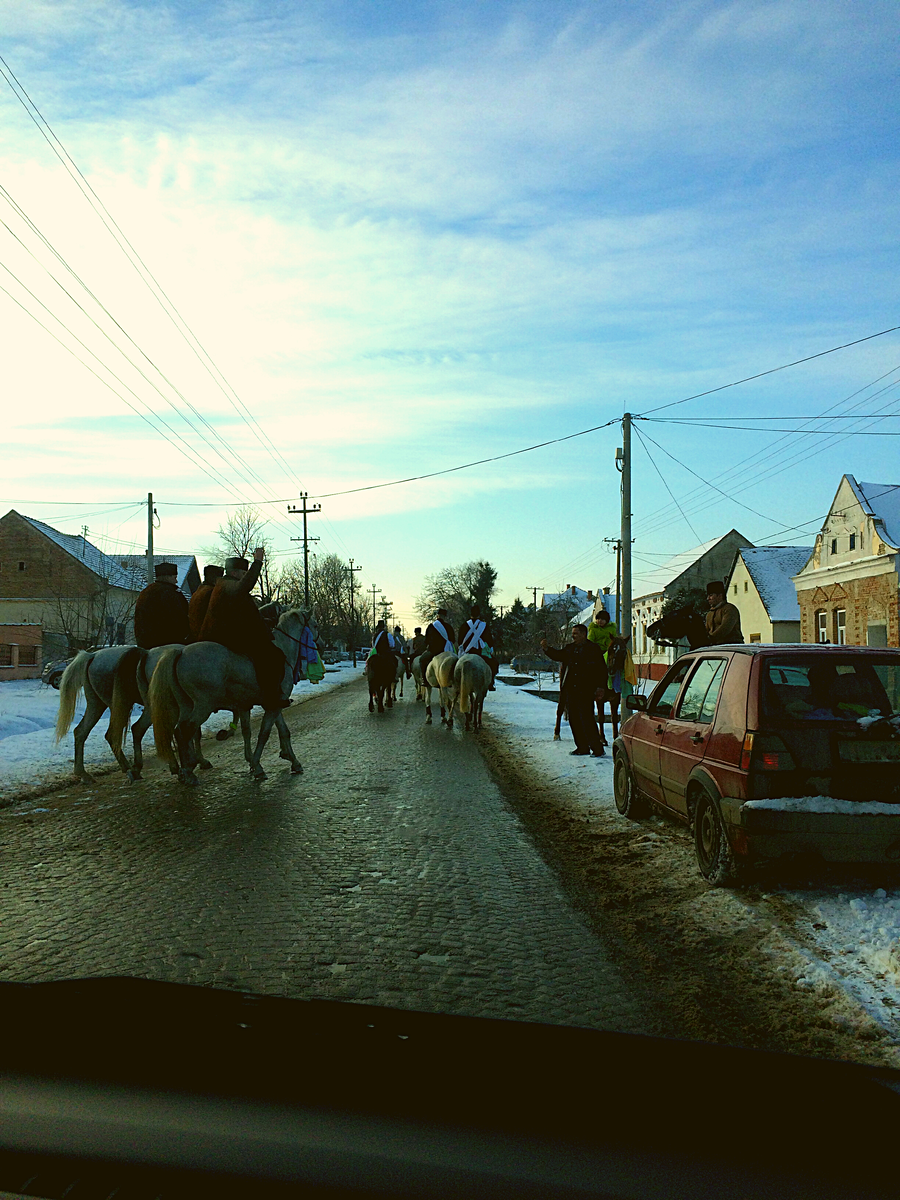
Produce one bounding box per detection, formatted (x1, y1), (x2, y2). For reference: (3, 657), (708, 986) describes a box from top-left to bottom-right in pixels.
(368, 702), (374, 712)
(290, 763), (304, 775)
(199, 760), (213, 770)
(426, 716), (432, 724)
(179, 772), (199, 787)
(215, 728), (233, 742)
(553, 733), (560, 741)
(253, 770), (267, 782)
(378, 704), (385, 713)
(126, 770), (141, 784)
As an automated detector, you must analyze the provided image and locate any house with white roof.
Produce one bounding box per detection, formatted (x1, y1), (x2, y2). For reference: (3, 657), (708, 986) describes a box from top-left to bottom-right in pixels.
(117, 554), (200, 600)
(725, 546), (813, 643)
(0, 510), (146, 652)
(792, 476), (900, 647)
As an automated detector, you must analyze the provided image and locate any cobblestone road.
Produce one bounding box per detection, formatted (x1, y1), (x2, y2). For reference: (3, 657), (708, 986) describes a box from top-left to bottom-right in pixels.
(0, 675), (652, 1032)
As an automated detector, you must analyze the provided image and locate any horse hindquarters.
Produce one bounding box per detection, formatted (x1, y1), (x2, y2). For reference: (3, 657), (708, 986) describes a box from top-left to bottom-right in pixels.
(148, 647), (190, 776)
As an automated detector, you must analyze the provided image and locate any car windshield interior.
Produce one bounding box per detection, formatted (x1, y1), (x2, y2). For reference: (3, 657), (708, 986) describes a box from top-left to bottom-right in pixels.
(763, 659), (900, 721)
(674, 658), (727, 723)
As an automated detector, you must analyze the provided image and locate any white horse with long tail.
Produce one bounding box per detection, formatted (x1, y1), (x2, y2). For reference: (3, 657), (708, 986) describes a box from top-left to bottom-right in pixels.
(148, 608), (316, 785)
(424, 651), (458, 727)
(453, 653), (492, 732)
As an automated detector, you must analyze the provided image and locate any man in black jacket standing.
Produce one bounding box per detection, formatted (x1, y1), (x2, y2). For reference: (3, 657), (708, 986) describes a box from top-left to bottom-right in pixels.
(540, 624), (608, 756)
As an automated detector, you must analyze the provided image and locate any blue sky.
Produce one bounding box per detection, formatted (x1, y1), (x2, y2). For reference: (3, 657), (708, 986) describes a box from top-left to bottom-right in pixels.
(1, 0), (898, 626)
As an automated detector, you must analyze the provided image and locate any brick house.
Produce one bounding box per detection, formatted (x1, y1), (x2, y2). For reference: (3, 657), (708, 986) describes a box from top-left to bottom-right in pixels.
(0, 510), (144, 653)
(725, 546), (813, 643)
(0, 623), (42, 680)
(792, 475), (900, 647)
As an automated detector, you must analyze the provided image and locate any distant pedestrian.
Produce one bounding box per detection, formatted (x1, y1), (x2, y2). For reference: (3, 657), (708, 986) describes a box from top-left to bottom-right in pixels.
(540, 624), (608, 756)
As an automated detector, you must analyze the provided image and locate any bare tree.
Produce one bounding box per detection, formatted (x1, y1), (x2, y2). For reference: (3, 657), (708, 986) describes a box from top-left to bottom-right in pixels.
(415, 560), (497, 631)
(196, 504), (275, 597)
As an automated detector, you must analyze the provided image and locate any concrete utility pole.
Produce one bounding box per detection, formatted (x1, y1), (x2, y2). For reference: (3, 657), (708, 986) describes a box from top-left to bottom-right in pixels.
(618, 414), (632, 646)
(287, 494), (321, 606)
(368, 584), (381, 639)
(348, 558), (362, 666)
(146, 493), (154, 585)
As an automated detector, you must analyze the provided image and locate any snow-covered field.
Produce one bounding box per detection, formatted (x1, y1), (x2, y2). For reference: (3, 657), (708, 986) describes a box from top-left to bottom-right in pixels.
(0, 662), (360, 801)
(486, 669), (900, 1053)
(3, 663), (900, 1052)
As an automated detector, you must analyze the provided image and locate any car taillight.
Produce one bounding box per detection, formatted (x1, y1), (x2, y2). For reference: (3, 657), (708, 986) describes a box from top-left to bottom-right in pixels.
(742, 732), (796, 772)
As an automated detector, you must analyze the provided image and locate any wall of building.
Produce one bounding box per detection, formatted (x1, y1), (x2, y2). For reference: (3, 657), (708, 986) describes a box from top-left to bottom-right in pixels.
(727, 558), (773, 642)
(0, 623), (42, 680)
(797, 571), (900, 646)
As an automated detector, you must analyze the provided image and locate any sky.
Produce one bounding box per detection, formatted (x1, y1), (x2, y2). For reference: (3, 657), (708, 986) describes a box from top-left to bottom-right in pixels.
(1, 0), (899, 628)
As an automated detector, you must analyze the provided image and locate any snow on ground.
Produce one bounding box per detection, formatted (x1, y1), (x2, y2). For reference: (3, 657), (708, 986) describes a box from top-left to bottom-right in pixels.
(0, 662), (360, 801)
(488, 668), (900, 1048)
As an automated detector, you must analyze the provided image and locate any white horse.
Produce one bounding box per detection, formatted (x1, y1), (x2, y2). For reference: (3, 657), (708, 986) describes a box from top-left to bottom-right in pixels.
(148, 608), (316, 785)
(424, 651), (458, 727)
(390, 655), (405, 703)
(55, 645), (146, 781)
(453, 653), (492, 732)
(411, 655), (427, 702)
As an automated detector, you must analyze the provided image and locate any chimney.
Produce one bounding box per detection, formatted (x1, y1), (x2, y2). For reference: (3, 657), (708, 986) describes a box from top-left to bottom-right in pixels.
(603, 587), (610, 594)
(587, 590), (593, 600)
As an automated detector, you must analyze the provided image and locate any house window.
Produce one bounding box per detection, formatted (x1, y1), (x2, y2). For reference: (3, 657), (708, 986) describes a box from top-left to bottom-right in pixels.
(835, 609), (846, 645)
(744, 581), (748, 592)
(849, 534), (856, 551)
(0, 645), (11, 666)
(17, 561), (26, 571)
(18, 645), (38, 666)
(816, 610), (828, 643)
(733, 585), (737, 595)
(830, 538), (837, 555)
(749, 633), (761, 643)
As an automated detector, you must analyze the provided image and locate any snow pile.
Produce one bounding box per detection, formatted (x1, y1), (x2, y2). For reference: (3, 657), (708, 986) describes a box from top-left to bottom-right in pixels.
(744, 796), (900, 815)
(0, 663), (359, 800)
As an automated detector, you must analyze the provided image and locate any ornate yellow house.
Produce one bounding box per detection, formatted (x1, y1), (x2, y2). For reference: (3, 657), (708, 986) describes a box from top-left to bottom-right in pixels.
(792, 475), (900, 647)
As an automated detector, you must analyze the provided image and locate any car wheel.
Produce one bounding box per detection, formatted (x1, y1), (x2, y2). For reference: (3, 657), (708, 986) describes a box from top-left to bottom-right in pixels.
(693, 790), (745, 887)
(613, 752), (648, 819)
(50, 671), (64, 689)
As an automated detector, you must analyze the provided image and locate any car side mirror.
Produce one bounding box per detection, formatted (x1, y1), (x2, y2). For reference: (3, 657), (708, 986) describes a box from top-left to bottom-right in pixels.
(626, 693), (647, 712)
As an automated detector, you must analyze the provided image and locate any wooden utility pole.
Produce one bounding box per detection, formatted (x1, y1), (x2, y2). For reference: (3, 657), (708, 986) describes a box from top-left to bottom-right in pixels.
(619, 414), (632, 647)
(348, 558), (362, 666)
(368, 584), (381, 639)
(528, 585), (542, 611)
(145, 493), (154, 585)
(286, 494), (321, 606)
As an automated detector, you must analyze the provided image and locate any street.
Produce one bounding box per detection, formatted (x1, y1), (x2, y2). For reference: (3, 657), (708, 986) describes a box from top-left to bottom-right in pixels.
(0, 674), (648, 1033)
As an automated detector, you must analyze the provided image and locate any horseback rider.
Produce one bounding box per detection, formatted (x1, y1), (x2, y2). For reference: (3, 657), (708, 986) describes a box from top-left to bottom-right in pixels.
(419, 608), (455, 686)
(188, 564), (224, 641)
(372, 619), (402, 660)
(133, 562), (190, 649)
(458, 604), (498, 691)
(704, 580), (744, 645)
(197, 548), (290, 710)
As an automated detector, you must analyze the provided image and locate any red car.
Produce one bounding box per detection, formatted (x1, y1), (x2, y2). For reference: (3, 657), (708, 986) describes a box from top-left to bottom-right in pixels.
(613, 645), (900, 885)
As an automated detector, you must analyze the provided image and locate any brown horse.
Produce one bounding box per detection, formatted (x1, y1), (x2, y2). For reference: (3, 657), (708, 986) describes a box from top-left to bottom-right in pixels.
(365, 652), (397, 713)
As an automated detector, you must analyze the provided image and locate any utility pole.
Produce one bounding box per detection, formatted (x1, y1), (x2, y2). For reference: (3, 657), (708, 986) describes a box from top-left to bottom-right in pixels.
(618, 413), (632, 648)
(348, 558), (362, 666)
(368, 584), (381, 640)
(379, 597), (393, 628)
(287, 494), (321, 606)
(145, 493), (154, 585)
(528, 585), (542, 611)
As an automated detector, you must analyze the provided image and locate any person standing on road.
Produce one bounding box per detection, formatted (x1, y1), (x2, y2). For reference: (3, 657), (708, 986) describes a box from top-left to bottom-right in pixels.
(704, 581), (744, 645)
(198, 548), (289, 710)
(188, 564), (224, 641)
(540, 624), (608, 757)
(134, 562), (190, 649)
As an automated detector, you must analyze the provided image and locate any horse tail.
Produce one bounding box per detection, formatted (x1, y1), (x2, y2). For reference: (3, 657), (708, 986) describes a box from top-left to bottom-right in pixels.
(148, 646), (184, 768)
(55, 650), (92, 742)
(457, 657), (472, 714)
(107, 647), (144, 755)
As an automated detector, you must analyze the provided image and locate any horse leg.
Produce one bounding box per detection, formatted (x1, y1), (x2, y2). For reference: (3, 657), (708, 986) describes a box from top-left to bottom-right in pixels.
(72, 689), (107, 782)
(612, 695), (620, 740)
(175, 720), (200, 786)
(196, 726), (213, 770)
(377, 683), (385, 714)
(240, 710), (252, 762)
(249, 710), (279, 780)
(275, 712), (303, 774)
(128, 706), (153, 782)
(368, 683), (375, 713)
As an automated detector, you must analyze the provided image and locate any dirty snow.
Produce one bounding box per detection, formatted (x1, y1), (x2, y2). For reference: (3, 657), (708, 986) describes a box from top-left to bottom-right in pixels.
(744, 796), (900, 815)
(488, 669), (900, 1050)
(0, 663), (360, 800)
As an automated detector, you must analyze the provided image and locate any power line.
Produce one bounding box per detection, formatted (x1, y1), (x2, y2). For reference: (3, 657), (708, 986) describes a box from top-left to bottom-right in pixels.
(632, 423), (703, 544)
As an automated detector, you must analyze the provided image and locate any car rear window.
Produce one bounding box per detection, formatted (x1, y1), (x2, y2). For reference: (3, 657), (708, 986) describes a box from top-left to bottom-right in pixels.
(763, 657), (900, 721)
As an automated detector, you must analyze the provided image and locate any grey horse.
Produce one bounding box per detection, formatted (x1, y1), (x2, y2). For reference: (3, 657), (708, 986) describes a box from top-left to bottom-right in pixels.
(148, 608), (316, 785)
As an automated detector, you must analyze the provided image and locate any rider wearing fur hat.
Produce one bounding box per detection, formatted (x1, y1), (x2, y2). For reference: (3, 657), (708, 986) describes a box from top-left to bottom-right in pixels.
(197, 548), (289, 709)
(134, 562), (190, 649)
(704, 580), (744, 645)
(188, 564), (225, 641)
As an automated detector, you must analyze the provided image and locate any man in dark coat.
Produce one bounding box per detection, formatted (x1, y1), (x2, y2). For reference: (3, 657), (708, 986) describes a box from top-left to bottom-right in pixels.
(419, 608), (456, 688)
(197, 548), (289, 709)
(704, 580), (744, 645)
(540, 624), (608, 756)
(188, 564), (224, 641)
(133, 562), (190, 650)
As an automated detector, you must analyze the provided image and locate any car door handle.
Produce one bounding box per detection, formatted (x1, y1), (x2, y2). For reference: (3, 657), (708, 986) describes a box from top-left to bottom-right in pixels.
(655, 725), (665, 736)
(691, 732), (705, 744)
